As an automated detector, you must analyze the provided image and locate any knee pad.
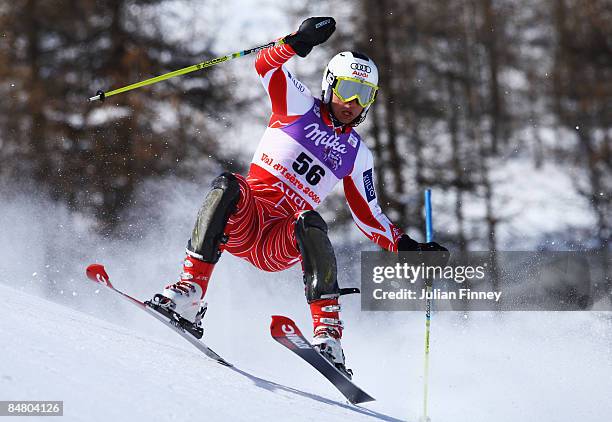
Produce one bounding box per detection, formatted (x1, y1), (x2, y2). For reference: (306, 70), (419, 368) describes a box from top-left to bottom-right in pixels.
(295, 210), (339, 302)
(187, 172), (240, 263)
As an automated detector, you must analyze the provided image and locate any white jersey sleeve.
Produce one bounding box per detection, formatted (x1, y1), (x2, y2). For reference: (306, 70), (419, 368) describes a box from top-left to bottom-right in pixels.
(342, 143), (404, 252)
(255, 43), (314, 123)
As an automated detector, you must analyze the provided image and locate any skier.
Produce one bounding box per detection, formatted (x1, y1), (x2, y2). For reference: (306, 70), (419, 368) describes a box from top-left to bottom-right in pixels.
(152, 17), (447, 377)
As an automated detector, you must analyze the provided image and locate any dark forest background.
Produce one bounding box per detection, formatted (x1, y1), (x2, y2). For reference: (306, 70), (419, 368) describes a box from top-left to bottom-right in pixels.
(1, 0), (610, 253)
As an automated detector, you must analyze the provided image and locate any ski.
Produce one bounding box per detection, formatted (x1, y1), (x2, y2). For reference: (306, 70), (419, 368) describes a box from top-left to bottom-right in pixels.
(85, 264), (231, 366)
(270, 315), (374, 404)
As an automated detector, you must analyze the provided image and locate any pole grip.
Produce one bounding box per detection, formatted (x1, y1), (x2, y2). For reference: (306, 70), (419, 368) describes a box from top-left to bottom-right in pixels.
(88, 90), (105, 102)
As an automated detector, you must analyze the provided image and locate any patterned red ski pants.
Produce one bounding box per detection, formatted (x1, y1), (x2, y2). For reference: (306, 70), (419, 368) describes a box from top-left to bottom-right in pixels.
(221, 173), (305, 272)
(216, 172), (342, 338)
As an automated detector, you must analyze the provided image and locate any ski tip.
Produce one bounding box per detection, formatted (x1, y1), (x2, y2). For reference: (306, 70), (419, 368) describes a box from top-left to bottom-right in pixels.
(271, 315), (293, 323)
(270, 315), (303, 338)
(85, 264), (112, 288)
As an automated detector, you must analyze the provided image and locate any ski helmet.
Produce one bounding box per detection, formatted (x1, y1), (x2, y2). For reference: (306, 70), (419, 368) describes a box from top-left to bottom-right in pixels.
(321, 51), (379, 126)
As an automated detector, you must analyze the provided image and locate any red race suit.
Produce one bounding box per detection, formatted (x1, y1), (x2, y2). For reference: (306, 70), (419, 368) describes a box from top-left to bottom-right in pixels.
(222, 43), (404, 272)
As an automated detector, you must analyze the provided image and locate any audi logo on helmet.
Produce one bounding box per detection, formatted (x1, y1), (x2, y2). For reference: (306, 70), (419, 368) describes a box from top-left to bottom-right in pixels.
(350, 63), (371, 73)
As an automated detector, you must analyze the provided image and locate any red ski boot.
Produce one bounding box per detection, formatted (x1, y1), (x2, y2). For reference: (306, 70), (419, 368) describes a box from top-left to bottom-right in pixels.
(310, 298), (353, 378)
(152, 254), (214, 324)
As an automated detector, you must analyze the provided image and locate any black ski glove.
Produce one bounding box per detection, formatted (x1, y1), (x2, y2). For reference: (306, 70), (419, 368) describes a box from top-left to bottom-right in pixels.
(397, 234), (450, 266)
(284, 17), (336, 57)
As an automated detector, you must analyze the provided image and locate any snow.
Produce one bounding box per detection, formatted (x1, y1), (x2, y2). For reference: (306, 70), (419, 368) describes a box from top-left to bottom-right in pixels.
(430, 155), (598, 250)
(1, 191), (611, 421)
(0, 284), (398, 422)
(493, 159), (596, 240)
(1, 281), (611, 422)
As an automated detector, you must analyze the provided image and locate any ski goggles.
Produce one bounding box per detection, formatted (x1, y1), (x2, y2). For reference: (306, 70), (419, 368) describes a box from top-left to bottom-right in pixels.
(332, 77), (379, 108)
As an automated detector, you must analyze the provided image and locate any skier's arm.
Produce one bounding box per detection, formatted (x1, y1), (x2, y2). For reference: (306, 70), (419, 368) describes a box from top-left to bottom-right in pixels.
(254, 17), (336, 123)
(254, 42), (313, 120)
(343, 146), (449, 254)
(343, 145), (405, 252)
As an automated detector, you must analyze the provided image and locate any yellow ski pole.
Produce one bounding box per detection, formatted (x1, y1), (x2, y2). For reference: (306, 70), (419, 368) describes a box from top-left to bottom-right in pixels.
(88, 39), (285, 102)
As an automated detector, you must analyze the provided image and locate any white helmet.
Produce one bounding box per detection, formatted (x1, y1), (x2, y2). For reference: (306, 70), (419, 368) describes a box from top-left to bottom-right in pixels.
(321, 51), (379, 126)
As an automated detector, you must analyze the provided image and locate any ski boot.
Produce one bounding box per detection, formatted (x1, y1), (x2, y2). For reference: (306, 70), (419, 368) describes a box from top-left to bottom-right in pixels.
(310, 299), (353, 379)
(148, 254), (213, 339)
(312, 329), (353, 379)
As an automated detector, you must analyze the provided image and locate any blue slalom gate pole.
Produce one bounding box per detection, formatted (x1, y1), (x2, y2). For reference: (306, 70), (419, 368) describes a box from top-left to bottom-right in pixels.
(425, 189), (433, 243)
(421, 189), (433, 422)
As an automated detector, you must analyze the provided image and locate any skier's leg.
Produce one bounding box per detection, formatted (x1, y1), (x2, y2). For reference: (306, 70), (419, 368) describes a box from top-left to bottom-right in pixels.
(295, 210), (350, 376)
(154, 172), (241, 322)
(187, 172), (241, 263)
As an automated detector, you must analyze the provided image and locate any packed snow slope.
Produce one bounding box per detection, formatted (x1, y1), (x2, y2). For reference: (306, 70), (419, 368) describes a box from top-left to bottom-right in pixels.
(0, 284), (398, 422)
(2, 283), (611, 422)
(1, 187), (611, 422)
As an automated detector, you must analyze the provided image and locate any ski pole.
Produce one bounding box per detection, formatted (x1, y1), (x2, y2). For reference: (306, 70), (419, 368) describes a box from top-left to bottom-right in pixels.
(421, 188), (433, 422)
(87, 39), (285, 102)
